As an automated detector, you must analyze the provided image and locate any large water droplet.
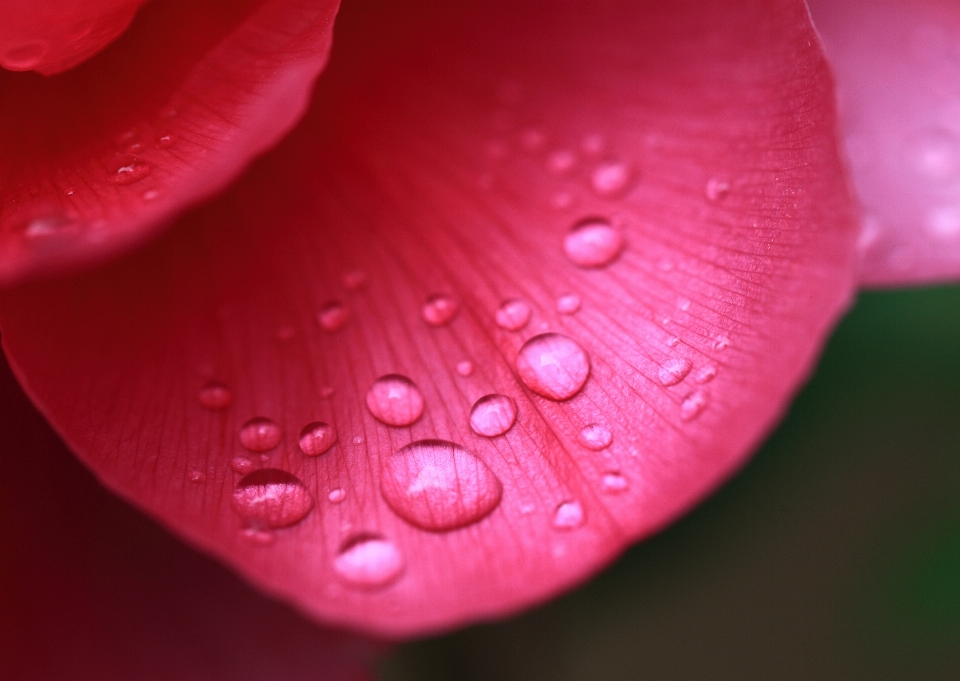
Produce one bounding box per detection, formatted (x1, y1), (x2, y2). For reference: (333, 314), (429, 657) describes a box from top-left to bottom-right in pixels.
(552, 500), (585, 530)
(577, 423), (612, 450)
(556, 293), (582, 315)
(422, 294), (459, 326)
(495, 298), (532, 330)
(680, 391), (708, 421)
(106, 154), (151, 185)
(658, 357), (692, 386)
(198, 381), (232, 410)
(231, 469), (314, 529)
(469, 394), (518, 437)
(590, 159), (633, 197)
(563, 218), (624, 268)
(516, 333), (590, 401)
(334, 536), (405, 588)
(366, 374), (424, 426)
(239, 417), (282, 452)
(317, 301), (349, 331)
(298, 422), (337, 456)
(381, 440), (502, 531)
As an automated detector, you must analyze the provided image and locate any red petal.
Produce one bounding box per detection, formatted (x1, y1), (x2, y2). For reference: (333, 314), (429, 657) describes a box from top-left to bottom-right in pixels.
(0, 1), (858, 636)
(0, 355), (379, 681)
(0, 0), (338, 284)
(811, 0), (960, 286)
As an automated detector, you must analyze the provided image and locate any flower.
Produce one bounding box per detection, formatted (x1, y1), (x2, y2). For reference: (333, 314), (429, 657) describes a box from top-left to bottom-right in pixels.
(1, 0), (959, 677)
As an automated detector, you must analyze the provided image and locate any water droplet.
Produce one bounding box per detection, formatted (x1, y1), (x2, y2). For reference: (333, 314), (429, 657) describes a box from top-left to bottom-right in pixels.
(198, 381), (232, 410)
(667, 336), (680, 348)
(495, 298), (532, 330)
(577, 423), (612, 450)
(334, 536), (404, 588)
(520, 127), (546, 151)
(552, 500), (585, 530)
(547, 149), (577, 174)
(422, 294), (459, 326)
(705, 178), (730, 202)
(142, 189), (160, 201)
(231, 456), (255, 474)
(677, 298), (691, 311)
(23, 214), (77, 238)
(1, 41), (49, 70)
(381, 439), (502, 531)
(581, 133), (605, 155)
(551, 191), (574, 209)
(232, 469), (314, 529)
(563, 218), (623, 268)
(319, 386), (335, 398)
(469, 394), (518, 437)
(155, 129), (177, 149)
(189, 469), (206, 484)
(601, 472), (628, 493)
(328, 488), (346, 503)
(712, 335), (730, 351)
(905, 127), (960, 183)
(352, 435), (364, 445)
(516, 333), (590, 401)
(298, 422), (337, 456)
(556, 293), (582, 315)
(658, 357), (692, 386)
(241, 527), (275, 545)
(926, 205), (960, 238)
(106, 154), (151, 185)
(694, 364), (717, 384)
(456, 360), (475, 377)
(317, 301), (349, 331)
(590, 159), (633, 197)
(239, 417), (282, 452)
(343, 269), (367, 289)
(680, 391), (708, 421)
(366, 374), (424, 426)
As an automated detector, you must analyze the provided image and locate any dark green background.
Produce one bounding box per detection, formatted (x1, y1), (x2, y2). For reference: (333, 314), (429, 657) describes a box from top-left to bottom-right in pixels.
(383, 287), (960, 680)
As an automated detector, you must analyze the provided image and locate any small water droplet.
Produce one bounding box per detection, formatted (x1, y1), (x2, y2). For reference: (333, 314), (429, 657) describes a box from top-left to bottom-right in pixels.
(381, 439), (502, 531)
(317, 301), (349, 331)
(155, 129), (177, 149)
(455, 360), (474, 377)
(516, 333), (590, 401)
(239, 417), (282, 452)
(198, 381), (232, 410)
(422, 294), (459, 326)
(319, 386), (335, 398)
(712, 335), (730, 351)
(705, 177), (730, 202)
(552, 500), (585, 530)
(231, 456), (255, 474)
(343, 269), (367, 289)
(106, 154), (151, 185)
(563, 218), (624, 268)
(581, 133), (605, 155)
(142, 189), (160, 201)
(680, 391), (708, 421)
(551, 191), (574, 209)
(556, 293), (582, 315)
(547, 149), (577, 174)
(241, 527), (275, 545)
(495, 298), (532, 330)
(469, 394), (518, 437)
(520, 127), (546, 151)
(352, 435), (364, 445)
(328, 488), (346, 503)
(667, 336), (680, 348)
(189, 470), (206, 484)
(334, 536), (404, 588)
(677, 298), (691, 311)
(601, 472), (628, 493)
(232, 469), (314, 529)
(366, 375), (424, 426)
(590, 159), (633, 197)
(298, 422), (337, 456)
(577, 423), (612, 450)
(658, 357), (692, 386)
(23, 214), (77, 238)
(905, 127), (960, 183)
(1, 41), (49, 70)
(694, 364), (717, 384)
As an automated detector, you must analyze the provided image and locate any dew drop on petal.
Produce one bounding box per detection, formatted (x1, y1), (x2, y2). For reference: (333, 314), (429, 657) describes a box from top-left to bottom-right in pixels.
(551, 192), (574, 209)
(581, 133), (605, 155)
(239, 417), (282, 452)
(334, 536), (405, 588)
(680, 391), (709, 421)
(694, 364), (717, 384)
(242, 527), (275, 545)
(381, 439), (502, 531)
(298, 421), (337, 456)
(455, 360), (474, 377)
(317, 301), (349, 331)
(231, 469), (314, 529)
(547, 149), (577, 174)
(342, 269), (367, 289)
(563, 218), (624, 268)
(577, 423), (612, 450)
(495, 298), (532, 330)
(189, 470), (206, 484)
(422, 294), (459, 326)
(705, 177), (730, 202)
(154, 129), (177, 149)
(712, 335), (730, 351)
(328, 488), (346, 504)
(319, 386), (335, 398)
(230, 456), (255, 475)
(556, 293), (582, 315)
(552, 500), (585, 530)
(106, 154), (151, 185)
(366, 375), (424, 426)
(516, 333), (590, 401)
(520, 127), (546, 151)
(590, 159), (633, 197)
(141, 189), (160, 201)
(601, 472), (628, 493)
(198, 381), (232, 410)
(658, 357), (693, 386)
(667, 336), (681, 348)
(469, 394), (518, 437)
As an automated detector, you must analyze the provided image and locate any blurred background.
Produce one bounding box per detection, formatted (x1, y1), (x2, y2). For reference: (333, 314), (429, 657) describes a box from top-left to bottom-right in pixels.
(382, 286), (960, 680)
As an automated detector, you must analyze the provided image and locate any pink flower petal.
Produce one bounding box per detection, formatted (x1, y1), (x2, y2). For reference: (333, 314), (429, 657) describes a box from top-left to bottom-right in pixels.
(0, 0), (858, 636)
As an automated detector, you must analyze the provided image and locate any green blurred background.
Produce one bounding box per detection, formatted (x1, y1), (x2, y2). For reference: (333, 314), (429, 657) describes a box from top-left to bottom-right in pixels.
(382, 287), (960, 680)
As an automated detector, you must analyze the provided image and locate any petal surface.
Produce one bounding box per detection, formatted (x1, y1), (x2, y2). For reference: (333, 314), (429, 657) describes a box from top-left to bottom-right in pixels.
(0, 0), (338, 285)
(0, 355), (379, 681)
(811, 0), (960, 286)
(0, 1), (858, 636)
